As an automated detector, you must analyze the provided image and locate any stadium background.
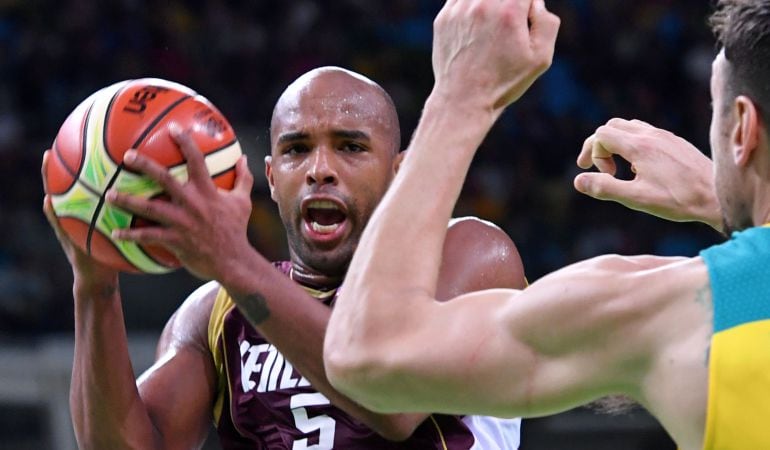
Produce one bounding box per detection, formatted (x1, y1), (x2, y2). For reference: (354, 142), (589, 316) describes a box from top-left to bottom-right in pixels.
(0, 0), (721, 448)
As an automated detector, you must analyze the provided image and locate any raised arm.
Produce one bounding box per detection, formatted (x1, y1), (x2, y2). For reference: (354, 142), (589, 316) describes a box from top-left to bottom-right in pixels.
(574, 118), (723, 231)
(43, 151), (215, 450)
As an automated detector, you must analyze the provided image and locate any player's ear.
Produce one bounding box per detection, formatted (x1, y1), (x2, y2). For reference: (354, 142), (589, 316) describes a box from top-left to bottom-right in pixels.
(392, 150), (406, 174)
(732, 95), (759, 167)
(264, 155), (277, 201)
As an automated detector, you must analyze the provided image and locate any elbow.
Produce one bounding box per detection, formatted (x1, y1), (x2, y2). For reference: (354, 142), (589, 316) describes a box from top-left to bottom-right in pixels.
(325, 352), (419, 442)
(324, 346), (375, 403)
(324, 345), (402, 414)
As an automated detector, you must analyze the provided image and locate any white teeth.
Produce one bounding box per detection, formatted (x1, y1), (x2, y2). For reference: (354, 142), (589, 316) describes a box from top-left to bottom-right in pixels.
(308, 200), (340, 210)
(311, 221), (340, 234)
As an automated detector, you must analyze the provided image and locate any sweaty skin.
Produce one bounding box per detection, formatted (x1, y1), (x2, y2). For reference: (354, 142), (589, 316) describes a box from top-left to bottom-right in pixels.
(44, 66), (527, 449)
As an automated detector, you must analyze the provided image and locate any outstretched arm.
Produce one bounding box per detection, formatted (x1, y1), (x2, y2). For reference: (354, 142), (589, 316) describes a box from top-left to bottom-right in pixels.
(324, 0), (559, 412)
(328, 251), (695, 416)
(574, 118), (722, 231)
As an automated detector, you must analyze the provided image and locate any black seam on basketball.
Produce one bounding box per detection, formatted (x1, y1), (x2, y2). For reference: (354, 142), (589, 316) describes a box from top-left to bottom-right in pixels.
(50, 141), (80, 194)
(78, 101), (94, 179)
(86, 163), (125, 256)
(131, 94), (193, 149)
(103, 81), (132, 165)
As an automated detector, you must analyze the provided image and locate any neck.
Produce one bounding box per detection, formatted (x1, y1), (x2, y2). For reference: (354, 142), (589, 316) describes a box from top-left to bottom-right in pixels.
(289, 260), (344, 290)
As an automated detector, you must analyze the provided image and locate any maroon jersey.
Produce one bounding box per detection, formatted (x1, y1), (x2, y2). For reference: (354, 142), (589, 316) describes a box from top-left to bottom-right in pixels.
(208, 261), (477, 449)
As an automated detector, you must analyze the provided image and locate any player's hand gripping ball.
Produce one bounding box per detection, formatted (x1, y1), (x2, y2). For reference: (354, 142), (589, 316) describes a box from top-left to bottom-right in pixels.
(43, 79), (242, 273)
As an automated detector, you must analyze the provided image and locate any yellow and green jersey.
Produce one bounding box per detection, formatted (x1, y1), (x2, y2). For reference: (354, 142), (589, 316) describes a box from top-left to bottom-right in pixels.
(700, 226), (770, 449)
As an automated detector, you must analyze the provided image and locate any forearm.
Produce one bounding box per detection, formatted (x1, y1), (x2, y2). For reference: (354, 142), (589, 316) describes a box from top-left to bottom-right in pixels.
(70, 276), (161, 450)
(328, 94), (497, 347)
(219, 250), (428, 440)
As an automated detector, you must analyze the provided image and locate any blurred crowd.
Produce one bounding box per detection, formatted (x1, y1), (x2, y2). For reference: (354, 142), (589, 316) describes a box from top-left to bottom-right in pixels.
(0, 0), (722, 334)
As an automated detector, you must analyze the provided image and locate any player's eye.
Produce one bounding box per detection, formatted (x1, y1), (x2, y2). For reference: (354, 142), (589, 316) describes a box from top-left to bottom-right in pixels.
(341, 142), (366, 153)
(284, 144), (310, 155)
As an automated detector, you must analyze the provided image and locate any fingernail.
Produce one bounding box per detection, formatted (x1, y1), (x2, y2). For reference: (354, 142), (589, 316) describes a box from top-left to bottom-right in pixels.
(105, 190), (117, 202)
(111, 230), (122, 240)
(575, 175), (586, 191)
(123, 150), (136, 164)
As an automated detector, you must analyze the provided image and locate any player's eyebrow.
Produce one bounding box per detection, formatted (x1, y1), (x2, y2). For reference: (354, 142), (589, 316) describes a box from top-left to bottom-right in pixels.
(276, 131), (309, 145)
(332, 130), (370, 141)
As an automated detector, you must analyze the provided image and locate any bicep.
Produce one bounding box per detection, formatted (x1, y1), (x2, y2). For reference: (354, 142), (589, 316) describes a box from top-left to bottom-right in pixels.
(370, 256), (679, 417)
(363, 289), (600, 418)
(136, 284), (219, 449)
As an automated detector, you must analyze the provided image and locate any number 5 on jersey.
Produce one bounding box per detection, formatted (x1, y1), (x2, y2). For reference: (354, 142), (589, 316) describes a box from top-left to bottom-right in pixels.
(291, 392), (336, 450)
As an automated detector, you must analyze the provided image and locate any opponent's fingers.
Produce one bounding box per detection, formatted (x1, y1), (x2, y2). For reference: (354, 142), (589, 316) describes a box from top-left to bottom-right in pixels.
(122, 150), (185, 199)
(233, 155), (254, 197)
(578, 135), (595, 169)
(170, 126), (211, 190)
(574, 172), (639, 202)
(593, 155), (616, 176)
(593, 124), (637, 159)
(106, 190), (186, 227)
(529, 0), (560, 62)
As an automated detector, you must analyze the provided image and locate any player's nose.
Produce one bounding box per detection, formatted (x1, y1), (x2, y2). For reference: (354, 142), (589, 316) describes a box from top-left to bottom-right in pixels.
(306, 147), (338, 186)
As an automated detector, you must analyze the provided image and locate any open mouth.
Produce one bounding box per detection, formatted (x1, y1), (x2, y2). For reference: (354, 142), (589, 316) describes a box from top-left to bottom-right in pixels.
(301, 198), (348, 239)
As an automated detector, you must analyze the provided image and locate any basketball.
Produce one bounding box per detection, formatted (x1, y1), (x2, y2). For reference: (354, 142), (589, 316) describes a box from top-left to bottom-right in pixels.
(43, 78), (242, 274)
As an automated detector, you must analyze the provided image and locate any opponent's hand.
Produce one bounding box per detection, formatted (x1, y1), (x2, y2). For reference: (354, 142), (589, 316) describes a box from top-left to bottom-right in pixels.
(41, 151), (119, 288)
(107, 128), (255, 281)
(574, 118), (722, 231)
(431, 0), (560, 112)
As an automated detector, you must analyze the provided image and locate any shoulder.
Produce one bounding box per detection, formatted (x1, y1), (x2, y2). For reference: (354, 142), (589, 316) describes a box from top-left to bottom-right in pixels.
(437, 217), (526, 299)
(157, 280), (222, 356)
(445, 216), (520, 262)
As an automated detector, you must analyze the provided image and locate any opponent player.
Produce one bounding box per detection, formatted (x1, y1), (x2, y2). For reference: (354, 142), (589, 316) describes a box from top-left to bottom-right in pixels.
(324, 0), (769, 449)
(42, 66), (527, 447)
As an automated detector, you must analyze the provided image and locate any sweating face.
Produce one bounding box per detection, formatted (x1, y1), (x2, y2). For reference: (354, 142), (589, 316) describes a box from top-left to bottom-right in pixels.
(266, 68), (400, 276)
(710, 51), (752, 234)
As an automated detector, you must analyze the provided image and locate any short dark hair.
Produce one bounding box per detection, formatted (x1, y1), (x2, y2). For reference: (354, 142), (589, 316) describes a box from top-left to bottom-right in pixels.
(710, 0), (770, 118)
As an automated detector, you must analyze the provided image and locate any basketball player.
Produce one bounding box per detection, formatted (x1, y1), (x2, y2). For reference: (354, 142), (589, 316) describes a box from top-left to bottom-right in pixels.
(324, 0), (769, 449)
(42, 67), (528, 447)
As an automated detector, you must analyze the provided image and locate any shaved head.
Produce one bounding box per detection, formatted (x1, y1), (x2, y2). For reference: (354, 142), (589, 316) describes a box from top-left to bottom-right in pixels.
(266, 67), (404, 276)
(271, 66), (401, 155)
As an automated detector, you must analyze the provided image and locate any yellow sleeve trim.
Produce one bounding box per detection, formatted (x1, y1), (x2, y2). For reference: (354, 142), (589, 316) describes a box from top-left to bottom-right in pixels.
(429, 416), (449, 450)
(208, 287), (236, 425)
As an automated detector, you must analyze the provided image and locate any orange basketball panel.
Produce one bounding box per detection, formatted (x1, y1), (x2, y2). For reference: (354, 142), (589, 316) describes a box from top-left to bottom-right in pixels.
(53, 98), (90, 176)
(45, 147), (78, 195)
(212, 168), (237, 190)
(104, 82), (193, 164)
(58, 217), (90, 256)
(87, 225), (139, 273)
(138, 98), (237, 167)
